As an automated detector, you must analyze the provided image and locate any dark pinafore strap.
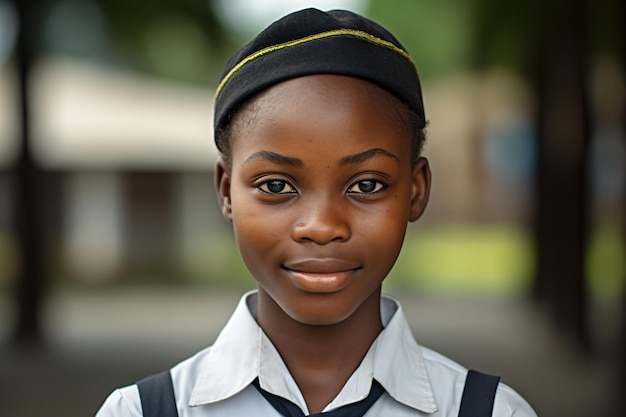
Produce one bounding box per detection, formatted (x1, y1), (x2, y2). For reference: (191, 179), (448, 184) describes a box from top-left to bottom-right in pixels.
(136, 368), (500, 417)
(458, 370), (501, 417)
(137, 370), (179, 417)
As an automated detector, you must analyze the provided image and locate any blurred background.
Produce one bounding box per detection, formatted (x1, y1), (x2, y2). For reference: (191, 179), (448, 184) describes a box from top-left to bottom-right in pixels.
(0, 0), (624, 416)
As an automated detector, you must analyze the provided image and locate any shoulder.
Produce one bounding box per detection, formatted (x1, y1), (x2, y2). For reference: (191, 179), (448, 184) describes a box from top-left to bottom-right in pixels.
(492, 383), (538, 417)
(95, 346), (214, 417)
(419, 346), (538, 417)
(95, 385), (142, 417)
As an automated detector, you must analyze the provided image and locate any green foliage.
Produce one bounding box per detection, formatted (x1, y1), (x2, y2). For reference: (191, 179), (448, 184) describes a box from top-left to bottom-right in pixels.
(39, 0), (624, 84)
(139, 13), (214, 83)
(95, 0), (237, 84)
(387, 225), (535, 295)
(39, 0), (237, 84)
(367, 0), (624, 79)
(366, 0), (474, 79)
(587, 227), (626, 299)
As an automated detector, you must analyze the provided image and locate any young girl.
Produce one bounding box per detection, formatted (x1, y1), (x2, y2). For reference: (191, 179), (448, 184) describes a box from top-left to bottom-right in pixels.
(96, 8), (537, 417)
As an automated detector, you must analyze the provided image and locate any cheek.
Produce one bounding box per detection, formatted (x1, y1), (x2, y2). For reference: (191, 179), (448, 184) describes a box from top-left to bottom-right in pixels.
(366, 197), (411, 257)
(232, 197), (288, 233)
(372, 223), (406, 260)
(232, 212), (268, 249)
(230, 200), (289, 266)
(356, 205), (408, 254)
(232, 221), (273, 280)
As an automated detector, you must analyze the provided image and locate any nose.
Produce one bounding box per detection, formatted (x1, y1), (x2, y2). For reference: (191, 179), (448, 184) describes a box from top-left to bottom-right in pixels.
(291, 196), (351, 244)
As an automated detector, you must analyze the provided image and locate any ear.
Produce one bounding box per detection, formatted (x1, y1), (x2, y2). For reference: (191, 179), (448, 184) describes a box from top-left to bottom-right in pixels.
(409, 157), (431, 222)
(215, 157), (233, 223)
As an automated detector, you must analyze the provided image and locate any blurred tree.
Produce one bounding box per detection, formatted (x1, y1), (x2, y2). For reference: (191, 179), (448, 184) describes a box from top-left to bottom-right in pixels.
(368, 1), (625, 413)
(368, 0), (625, 349)
(13, 0), (46, 345)
(93, 0), (235, 84)
(367, 0), (474, 79)
(35, 0), (236, 85)
(470, 0), (624, 354)
(618, 3), (625, 414)
(11, 0), (236, 344)
(531, 0), (589, 349)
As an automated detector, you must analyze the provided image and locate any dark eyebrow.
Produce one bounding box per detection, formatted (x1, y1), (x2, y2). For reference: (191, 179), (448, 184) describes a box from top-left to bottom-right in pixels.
(340, 148), (400, 165)
(243, 150), (303, 167)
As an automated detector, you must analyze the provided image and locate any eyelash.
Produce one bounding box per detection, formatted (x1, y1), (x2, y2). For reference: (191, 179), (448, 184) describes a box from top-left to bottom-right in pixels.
(347, 179), (387, 194)
(256, 178), (387, 195)
(257, 179), (296, 194)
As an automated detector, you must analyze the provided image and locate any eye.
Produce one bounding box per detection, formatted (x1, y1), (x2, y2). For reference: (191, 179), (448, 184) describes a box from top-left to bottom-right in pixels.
(347, 179), (386, 194)
(258, 179), (296, 194)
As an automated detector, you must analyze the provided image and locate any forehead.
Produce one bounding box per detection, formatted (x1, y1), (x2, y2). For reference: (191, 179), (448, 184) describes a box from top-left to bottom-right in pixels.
(230, 75), (411, 164)
(238, 74), (404, 117)
(229, 74), (411, 154)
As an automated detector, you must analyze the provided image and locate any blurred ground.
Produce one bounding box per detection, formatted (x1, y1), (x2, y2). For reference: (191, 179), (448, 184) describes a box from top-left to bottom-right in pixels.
(0, 287), (620, 417)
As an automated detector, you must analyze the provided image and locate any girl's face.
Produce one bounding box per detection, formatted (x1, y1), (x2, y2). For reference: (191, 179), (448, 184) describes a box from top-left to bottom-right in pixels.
(216, 74), (430, 326)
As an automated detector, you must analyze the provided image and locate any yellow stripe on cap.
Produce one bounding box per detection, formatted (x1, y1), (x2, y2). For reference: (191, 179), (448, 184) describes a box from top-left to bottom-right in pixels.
(215, 28), (415, 99)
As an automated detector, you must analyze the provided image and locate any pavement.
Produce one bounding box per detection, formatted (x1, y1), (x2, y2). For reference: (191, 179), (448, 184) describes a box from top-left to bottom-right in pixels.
(0, 287), (622, 417)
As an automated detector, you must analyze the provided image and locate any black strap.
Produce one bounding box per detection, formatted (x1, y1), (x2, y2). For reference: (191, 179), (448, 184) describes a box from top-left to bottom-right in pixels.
(137, 370), (179, 417)
(458, 370), (500, 417)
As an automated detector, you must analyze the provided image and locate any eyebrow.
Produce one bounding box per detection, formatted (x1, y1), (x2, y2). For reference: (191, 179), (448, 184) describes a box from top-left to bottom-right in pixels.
(242, 147), (399, 167)
(243, 150), (303, 167)
(340, 148), (400, 165)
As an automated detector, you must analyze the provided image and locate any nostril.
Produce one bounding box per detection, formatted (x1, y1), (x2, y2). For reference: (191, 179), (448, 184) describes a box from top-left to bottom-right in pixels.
(292, 221), (351, 244)
(291, 198), (351, 244)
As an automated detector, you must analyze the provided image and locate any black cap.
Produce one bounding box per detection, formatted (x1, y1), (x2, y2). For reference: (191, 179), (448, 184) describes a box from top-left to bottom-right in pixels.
(214, 8), (425, 151)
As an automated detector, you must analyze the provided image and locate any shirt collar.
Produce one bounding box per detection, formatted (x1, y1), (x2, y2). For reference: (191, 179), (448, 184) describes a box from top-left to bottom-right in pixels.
(189, 291), (438, 414)
(189, 291), (261, 406)
(374, 296), (438, 413)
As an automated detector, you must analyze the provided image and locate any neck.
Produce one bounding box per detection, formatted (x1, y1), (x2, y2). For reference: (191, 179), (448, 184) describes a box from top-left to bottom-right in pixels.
(256, 289), (383, 413)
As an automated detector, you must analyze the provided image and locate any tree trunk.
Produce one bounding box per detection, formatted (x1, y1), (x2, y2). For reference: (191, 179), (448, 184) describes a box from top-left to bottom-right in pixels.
(13, 0), (45, 345)
(533, 0), (590, 348)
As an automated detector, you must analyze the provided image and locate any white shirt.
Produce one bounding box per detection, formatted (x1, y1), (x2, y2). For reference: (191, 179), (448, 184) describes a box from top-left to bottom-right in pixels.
(96, 291), (537, 416)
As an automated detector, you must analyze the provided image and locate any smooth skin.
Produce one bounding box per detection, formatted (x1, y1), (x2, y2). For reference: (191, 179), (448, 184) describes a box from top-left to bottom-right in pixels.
(215, 74), (431, 413)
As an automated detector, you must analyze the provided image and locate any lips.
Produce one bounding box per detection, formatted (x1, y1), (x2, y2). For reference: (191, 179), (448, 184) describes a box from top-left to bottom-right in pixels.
(282, 258), (361, 293)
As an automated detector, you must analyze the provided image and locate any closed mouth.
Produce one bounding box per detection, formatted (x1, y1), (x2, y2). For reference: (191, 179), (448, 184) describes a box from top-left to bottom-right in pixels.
(282, 259), (361, 293)
(282, 258), (361, 274)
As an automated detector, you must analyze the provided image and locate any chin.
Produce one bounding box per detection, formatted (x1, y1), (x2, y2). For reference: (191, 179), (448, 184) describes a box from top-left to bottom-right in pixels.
(282, 297), (360, 327)
(289, 313), (353, 327)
